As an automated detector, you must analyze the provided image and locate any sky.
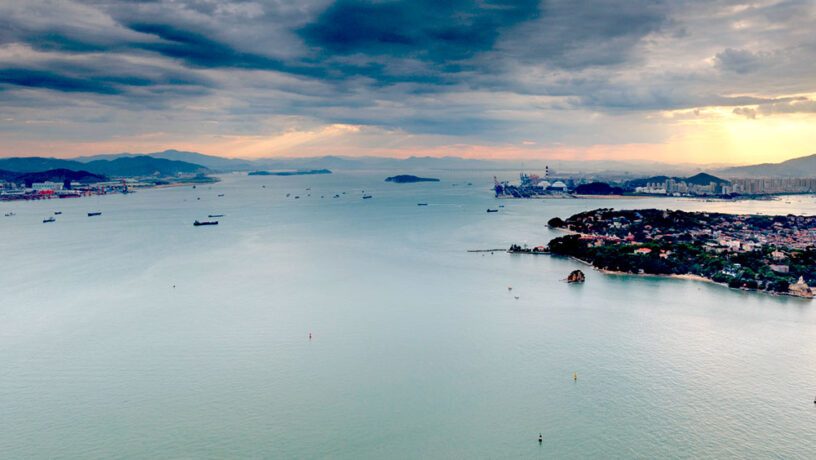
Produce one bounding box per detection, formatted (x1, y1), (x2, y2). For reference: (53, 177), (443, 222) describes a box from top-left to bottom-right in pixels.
(0, 0), (815, 164)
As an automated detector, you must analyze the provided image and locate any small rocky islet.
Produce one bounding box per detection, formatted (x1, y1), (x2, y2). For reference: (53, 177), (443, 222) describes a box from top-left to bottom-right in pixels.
(384, 175), (440, 183)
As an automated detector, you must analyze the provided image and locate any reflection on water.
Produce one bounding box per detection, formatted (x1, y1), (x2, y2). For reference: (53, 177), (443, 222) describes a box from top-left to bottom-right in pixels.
(1, 171), (814, 458)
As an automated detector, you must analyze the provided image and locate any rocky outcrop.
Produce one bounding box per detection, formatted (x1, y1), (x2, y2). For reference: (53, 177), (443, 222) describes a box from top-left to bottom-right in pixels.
(385, 175), (439, 183)
(789, 276), (813, 298)
(567, 270), (585, 283)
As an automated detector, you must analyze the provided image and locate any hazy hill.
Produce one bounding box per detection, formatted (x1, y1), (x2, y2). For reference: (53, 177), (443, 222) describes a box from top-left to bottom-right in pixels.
(249, 156), (723, 176)
(0, 168), (105, 186)
(75, 149), (253, 172)
(717, 153), (816, 178)
(17, 169), (105, 187)
(0, 156), (207, 177)
(626, 173), (728, 188)
(0, 157), (85, 172)
(0, 169), (18, 181)
(685, 172), (730, 185)
(82, 156), (207, 177)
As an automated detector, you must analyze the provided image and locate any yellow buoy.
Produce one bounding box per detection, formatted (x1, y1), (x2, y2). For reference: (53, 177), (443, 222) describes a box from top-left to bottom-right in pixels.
(574, 373), (577, 381)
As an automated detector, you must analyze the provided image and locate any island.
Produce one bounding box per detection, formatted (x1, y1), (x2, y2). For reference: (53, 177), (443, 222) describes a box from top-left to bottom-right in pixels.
(385, 175), (440, 183)
(545, 208), (816, 298)
(248, 169), (332, 176)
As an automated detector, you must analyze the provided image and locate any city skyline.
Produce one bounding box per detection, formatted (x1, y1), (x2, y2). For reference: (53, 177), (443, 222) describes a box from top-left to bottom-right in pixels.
(1, 1), (815, 164)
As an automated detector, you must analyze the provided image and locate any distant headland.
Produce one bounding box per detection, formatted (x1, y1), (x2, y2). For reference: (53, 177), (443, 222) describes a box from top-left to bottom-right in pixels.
(545, 208), (815, 298)
(385, 175), (440, 183)
(248, 169), (332, 176)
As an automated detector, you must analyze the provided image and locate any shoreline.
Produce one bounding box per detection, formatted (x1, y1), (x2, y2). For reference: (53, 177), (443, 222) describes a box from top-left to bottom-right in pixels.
(548, 226), (812, 299)
(149, 178), (220, 189)
(1, 177), (220, 203)
(572, 194), (652, 199)
(564, 252), (813, 300)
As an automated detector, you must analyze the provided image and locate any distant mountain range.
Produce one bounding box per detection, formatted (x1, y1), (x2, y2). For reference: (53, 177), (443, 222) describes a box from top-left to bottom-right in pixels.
(74, 149), (253, 172)
(716, 153), (816, 178)
(2, 150), (815, 180)
(0, 155), (208, 178)
(246, 155), (716, 176)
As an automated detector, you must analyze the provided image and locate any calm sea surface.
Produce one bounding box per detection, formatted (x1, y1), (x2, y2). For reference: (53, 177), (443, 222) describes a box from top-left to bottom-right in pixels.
(1, 171), (815, 459)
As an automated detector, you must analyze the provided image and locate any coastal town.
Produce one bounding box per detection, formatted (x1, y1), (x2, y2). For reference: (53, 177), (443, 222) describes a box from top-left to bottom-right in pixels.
(0, 175), (216, 202)
(494, 168), (816, 199)
(544, 208), (816, 298)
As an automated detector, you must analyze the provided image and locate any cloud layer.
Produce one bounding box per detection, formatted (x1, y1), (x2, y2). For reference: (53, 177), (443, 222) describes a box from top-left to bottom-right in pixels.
(0, 0), (815, 163)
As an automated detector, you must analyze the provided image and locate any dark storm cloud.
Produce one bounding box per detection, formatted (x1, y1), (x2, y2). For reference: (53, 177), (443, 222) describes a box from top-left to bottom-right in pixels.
(0, 68), (122, 94)
(127, 22), (290, 71)
(299, 0), (538, 61)
(715, 48), (764, 74)
(0, 52), (212, 103)
(1, 0), (815, 148)
(499, 0), (670, 69)
(0, 0), (682, 103)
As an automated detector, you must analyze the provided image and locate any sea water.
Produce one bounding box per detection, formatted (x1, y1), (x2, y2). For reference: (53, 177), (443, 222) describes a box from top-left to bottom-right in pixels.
(1, 171), (815, 458)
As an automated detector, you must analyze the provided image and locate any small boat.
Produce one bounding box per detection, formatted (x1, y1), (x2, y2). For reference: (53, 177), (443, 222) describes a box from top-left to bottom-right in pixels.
(88, 211), (102, 217)
(295, 195), (300, 199)
(334, 194), (340, 198)
(4, 212), (14, 217)
(286, 193), (291, 197)
(43, 217), (55, 223)
(208, 214), (224, 218)
(486, 209), (498, 213)
(218, 194), (224, 197)
(54, 211), (62, 215)
(362, 195), (373, 199)
(417, 203), (428, 206)
(498, 205), (504, 208)
(194, 220), (218, 226)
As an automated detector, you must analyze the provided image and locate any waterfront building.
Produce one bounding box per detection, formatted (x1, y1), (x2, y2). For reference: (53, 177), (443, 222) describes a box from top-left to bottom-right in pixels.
(770, 264), (790, 273)
(548, 181), (567, 191)
(31, 182), (63, 192)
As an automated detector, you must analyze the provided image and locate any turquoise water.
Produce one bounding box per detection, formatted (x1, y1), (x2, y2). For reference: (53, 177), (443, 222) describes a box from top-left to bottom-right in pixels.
(1, 172), (815, 458)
